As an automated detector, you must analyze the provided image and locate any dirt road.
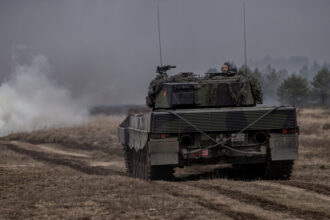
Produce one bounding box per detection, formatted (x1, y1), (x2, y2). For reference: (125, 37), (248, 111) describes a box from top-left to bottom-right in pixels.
(1, 111), (329, 219)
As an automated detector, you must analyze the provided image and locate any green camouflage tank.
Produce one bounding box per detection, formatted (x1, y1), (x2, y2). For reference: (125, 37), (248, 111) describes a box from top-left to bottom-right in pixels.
(118, 65), (299, 180)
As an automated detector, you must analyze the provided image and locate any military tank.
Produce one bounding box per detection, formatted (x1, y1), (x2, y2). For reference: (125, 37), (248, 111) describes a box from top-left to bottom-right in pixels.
(118, 64), (299, 180)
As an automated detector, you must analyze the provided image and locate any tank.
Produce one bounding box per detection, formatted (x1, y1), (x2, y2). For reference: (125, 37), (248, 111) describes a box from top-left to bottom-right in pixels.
(118, 65), (299, 180)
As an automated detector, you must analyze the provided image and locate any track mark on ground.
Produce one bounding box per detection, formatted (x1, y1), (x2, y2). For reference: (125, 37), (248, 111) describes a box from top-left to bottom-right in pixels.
(3, 142), (124, 176)
(189, 181), (330, 220)
(156, 181), (296, 220)
(278, 180), (330, 196)
(256, 181), (330, 202)
(36, 143), (91, 158)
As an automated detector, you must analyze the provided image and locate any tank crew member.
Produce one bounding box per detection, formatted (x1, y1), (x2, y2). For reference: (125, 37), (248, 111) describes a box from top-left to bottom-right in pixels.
(221, 62), (237, 76)
(221, 62), (229, 73)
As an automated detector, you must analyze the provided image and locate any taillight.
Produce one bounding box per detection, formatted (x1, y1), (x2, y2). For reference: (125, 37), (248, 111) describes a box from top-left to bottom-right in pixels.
(193, 152), (200, 158)
(288, 128), (297, 133)
(150, 133), (167, 139)
(282, 128), (297, 134)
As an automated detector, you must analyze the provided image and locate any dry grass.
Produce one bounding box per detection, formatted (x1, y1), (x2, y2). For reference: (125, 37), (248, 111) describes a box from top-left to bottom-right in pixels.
(1, 108), (330, 219)
(4, 115), (124, 151)
(292, 108), (330, 184)
(3, 108), (330, 184)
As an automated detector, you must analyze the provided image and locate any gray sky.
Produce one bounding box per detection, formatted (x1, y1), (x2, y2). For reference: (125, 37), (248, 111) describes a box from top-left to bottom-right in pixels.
(0, 0), (329, 105)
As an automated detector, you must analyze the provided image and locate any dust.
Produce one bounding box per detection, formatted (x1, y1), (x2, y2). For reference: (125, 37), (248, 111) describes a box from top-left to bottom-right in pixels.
(0, 54), (88, 136)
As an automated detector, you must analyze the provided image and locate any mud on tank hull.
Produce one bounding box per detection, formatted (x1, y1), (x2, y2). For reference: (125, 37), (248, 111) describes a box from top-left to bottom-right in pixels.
(118, 106), (299, 180)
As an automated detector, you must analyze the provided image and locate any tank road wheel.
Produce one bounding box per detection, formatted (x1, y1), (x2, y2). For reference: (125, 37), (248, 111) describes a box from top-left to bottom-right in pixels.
(131, 148), (148, 179)
(132, 149), (137, 178)
(123, 145), (133, 177)
(139, 150), (145, 180)
(136, 150), (142, 179)
(141, 147), (151, 180)
(127, 147), (143, 179)
(133, 149), (142, 179)
(134, 150), (139, 178)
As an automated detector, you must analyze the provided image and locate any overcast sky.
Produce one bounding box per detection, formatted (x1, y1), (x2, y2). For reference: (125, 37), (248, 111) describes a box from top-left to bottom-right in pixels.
(0, 0), (329, 105)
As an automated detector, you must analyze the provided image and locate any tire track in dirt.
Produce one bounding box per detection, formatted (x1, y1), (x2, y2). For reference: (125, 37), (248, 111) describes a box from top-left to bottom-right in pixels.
(156, 180), (304, 220)
(277, 180), (330, 196)
(3, 141), (260, 219)
(255, 181), (330, 202)
(156, 182), (265, 220)
(4, 140), (329, 220)
(32, 140), (123, 157)
(188, 181), (330, 220)
(3, 143), (124, 176)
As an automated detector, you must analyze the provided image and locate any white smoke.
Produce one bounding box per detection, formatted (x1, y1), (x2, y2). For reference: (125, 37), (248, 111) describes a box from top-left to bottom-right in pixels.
(0, 54), (88, 136)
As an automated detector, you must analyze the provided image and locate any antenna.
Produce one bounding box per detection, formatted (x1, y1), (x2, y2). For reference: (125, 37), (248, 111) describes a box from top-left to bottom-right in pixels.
(243, 0), (247, 77)
(157, 4), (163, 67)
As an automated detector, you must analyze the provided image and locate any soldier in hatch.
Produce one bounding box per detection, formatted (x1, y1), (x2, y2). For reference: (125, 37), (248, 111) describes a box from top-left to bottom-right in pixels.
(221, 62), (237, 76)
(221, 62), (229, 73)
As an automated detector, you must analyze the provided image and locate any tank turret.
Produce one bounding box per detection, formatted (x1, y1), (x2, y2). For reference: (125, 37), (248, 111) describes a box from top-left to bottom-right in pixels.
(146, 66), (263, 109)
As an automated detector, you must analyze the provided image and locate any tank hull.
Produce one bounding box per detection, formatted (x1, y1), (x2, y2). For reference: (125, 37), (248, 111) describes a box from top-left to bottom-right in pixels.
(118, 106), (299, 180)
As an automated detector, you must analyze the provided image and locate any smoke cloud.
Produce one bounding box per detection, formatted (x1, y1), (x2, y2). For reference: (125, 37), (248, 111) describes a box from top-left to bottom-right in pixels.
(0, 0), (329, 106)
(0, 53), (88, 136)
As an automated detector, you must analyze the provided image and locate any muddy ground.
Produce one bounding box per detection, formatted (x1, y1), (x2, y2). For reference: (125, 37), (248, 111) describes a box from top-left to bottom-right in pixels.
(0, 109), (329, 220)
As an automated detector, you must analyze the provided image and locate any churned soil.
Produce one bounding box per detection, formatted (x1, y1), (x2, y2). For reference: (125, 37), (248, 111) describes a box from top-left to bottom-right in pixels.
(1, 110), (329, 219)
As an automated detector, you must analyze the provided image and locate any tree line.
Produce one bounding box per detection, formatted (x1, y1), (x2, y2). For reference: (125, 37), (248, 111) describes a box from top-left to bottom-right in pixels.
(236, 63), (330, 107)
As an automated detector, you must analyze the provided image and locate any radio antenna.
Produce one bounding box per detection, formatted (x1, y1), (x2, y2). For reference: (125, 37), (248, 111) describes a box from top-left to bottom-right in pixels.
(157, 4), (163, 67)
(243, 0), (247, 77)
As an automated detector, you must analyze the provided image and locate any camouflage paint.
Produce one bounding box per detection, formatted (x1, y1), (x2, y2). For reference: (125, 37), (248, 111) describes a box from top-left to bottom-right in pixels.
(147, 73), (262, 109)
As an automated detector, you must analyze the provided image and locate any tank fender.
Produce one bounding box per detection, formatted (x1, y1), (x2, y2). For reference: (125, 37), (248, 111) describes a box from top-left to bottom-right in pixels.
(118, 116), (130, 145)
(269, 133), (298, 161)
(128, 129), (148, 151)
(126, 114), (151, 150)
(149, 138), (179, 165)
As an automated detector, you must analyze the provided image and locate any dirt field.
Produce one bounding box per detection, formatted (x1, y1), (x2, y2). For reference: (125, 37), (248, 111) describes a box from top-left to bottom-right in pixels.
(0, 109), (329, 219)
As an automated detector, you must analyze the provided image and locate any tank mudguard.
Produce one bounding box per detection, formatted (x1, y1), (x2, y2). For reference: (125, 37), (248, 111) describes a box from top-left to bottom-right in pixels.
(118, 116), (130, 145)
(149, 138), (179, 165)
(269, 133), (299, 161)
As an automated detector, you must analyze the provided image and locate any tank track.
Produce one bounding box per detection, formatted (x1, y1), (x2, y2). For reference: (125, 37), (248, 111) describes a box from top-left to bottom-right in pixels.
(122, 144), (175, 180)
(264, 159), (294, 180)
(123, 145), (133, 176)
(234, 159), (294, 180)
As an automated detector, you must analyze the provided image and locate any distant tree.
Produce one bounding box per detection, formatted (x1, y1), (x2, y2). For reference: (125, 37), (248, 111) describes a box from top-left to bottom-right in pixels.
(237, 65), (258, 75)
(326, 62), (330, 70)
(311, 68), (330, 105)
(278, 69), (289, 79)
(299, 65), (310, 80)
(264, 66), (287, 84)
(277, 74), (310, 106)
(238, 66), (264, 85)
(249, 68), (265, 87)
(253, 68), (262, 80)
(262, 65), (287, 103)
(264, 64), (273, 75)
(310, 61), (321, 76)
